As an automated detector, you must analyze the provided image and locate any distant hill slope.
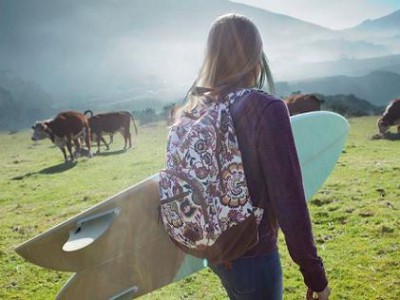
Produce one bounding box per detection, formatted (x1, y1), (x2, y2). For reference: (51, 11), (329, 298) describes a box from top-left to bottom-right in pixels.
(340, 9), (400, 57)
(344, 9), (400, 37)
(275, 54), (400, 81)
(1, 0), (398, 101)
(320, 94), (382, 116)
(0, 70), (55, 129)
(277, 71), (400, 106)
(0, 0), (335, 95)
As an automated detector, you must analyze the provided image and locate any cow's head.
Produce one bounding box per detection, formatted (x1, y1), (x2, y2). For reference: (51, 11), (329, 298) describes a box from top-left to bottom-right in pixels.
(377, 118), (390, 135)
(31, 121), (50, 141)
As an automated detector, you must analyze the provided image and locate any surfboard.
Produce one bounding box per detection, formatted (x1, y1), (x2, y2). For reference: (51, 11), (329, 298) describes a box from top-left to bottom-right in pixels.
(291, 111), (349, 200)
(15, 111), (349, 299)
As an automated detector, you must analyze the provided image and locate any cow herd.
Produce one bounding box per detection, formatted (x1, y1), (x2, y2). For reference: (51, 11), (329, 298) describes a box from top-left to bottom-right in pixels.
(31, 95), (400, 162)
(31, 110), (138, 162)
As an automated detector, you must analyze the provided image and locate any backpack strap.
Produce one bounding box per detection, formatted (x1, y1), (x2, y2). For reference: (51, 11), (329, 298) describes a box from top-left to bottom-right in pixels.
(224, 88), (264, 107)
(223, 88), (268, 211)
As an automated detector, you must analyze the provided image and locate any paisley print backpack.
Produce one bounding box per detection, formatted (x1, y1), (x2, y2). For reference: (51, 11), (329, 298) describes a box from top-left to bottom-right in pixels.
(159, 89), (264, 264)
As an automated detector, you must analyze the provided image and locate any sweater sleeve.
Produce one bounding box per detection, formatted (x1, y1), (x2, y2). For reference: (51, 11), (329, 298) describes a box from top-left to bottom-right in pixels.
(256, 100), (328, 292)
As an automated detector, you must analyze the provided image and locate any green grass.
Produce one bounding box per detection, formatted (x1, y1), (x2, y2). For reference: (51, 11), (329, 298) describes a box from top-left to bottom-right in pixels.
(1, 116), (399, 299)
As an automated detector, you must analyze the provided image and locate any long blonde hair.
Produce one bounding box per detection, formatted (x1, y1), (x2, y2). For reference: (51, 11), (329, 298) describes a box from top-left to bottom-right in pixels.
(181, 13), (275, 114)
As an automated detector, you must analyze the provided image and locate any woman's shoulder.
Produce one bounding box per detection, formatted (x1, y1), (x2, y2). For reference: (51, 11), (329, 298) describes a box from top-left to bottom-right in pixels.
(249, 89), (281, 101)
(240, 89), (284, 110)
(229, 88), (286, 120)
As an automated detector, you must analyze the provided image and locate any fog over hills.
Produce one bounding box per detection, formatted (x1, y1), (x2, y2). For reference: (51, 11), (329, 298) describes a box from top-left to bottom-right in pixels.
(0, 0), (399, 113)
(344, 9), (400, 38)
(278, 70), (400, 107)
(0, 0), (340, 99)
(340, 9), (400, 62)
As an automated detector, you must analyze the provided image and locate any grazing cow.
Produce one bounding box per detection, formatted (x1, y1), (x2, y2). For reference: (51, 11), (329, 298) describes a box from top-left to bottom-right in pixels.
(31, 111), (92, 162)
(377, 98), (400, 134)
(284, 94), (322, 116)
(84, 110), (138, 153)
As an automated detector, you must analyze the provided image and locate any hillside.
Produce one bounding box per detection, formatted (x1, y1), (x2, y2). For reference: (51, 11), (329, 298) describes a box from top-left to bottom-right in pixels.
(340, 9), (400, 60)
(0, 0), (335, 98)
(0, 1), (399, 130)
(278, 70), (400, 106)
(0, 71), (54, 129)
(275, 54), (400, 81)
(320, 94), (383, 116)
(1, 0), (398, 100)
(344, 9), (400, 38)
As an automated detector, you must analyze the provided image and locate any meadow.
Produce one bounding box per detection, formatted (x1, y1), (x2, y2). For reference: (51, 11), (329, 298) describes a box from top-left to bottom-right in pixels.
(0, 116), (399, 300)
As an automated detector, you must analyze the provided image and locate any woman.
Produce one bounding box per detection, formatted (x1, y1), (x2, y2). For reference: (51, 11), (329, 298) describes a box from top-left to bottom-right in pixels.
(178, 14), (330, 300)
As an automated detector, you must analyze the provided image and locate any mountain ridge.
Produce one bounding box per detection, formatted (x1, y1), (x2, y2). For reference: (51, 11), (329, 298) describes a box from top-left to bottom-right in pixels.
(0, 0), (399, 105)
(278, 70), (400, 106)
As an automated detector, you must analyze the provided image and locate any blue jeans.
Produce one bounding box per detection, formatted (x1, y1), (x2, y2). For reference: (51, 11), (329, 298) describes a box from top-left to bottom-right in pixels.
(210, 251), (283, 300)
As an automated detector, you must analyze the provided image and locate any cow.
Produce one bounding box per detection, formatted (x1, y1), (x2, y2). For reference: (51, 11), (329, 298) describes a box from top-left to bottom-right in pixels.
(377, 98), (400, 135)
(31, 111), (92, 162)
(84, 110), (138, 153)
(284, 94), (323, 116)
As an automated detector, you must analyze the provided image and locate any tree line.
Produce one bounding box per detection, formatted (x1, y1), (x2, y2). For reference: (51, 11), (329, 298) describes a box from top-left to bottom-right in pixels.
(0, 90), (387, 131)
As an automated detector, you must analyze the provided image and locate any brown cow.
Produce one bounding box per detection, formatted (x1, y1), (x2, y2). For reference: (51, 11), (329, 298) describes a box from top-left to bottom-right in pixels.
(31, 111), (92, 162)
(377, 98), (400, 134)
(284, 94), (322, 116)
(84, 110), (138, 153)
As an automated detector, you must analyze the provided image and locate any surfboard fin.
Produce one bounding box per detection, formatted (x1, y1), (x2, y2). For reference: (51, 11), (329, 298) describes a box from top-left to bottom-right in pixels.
(63, 208), (120, 252)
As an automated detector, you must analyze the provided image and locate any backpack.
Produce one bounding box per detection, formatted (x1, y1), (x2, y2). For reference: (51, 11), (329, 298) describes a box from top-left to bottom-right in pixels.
(158, 88), (264, 264)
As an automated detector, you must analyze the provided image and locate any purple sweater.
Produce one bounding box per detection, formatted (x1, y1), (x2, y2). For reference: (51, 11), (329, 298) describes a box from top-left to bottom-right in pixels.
(230, 90), (328, 292)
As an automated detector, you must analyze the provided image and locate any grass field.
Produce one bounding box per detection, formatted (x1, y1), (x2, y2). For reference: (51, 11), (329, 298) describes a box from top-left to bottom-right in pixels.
(0, 116), (399, 299)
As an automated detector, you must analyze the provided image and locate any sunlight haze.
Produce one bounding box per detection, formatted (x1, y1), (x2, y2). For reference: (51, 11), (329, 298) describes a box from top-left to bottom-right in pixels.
(232, 0), (400, 29)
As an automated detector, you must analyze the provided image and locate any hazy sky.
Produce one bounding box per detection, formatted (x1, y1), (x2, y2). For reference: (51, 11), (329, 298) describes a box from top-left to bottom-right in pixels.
(233, 0), (400, 29)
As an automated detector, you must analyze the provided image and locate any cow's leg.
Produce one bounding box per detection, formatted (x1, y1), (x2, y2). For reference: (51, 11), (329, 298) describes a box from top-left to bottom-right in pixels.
(95, 134), (108, 152)
(127, 131), (132, 148)
(61, 147), (68, 162)
(122, 128), (131, 149)
(397, 125), (400, 133)
(100, 136), (109, 150)
(94, 132), (108, 153)
(125, 126), (132, 148)
(73, 138), (81, 159)
(95, 135), (101, 153)
(66, 135), (74, 161)
(122, 130), (128, 149)
(109, 133), (113, 144)
(83, 128), (92, 158)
